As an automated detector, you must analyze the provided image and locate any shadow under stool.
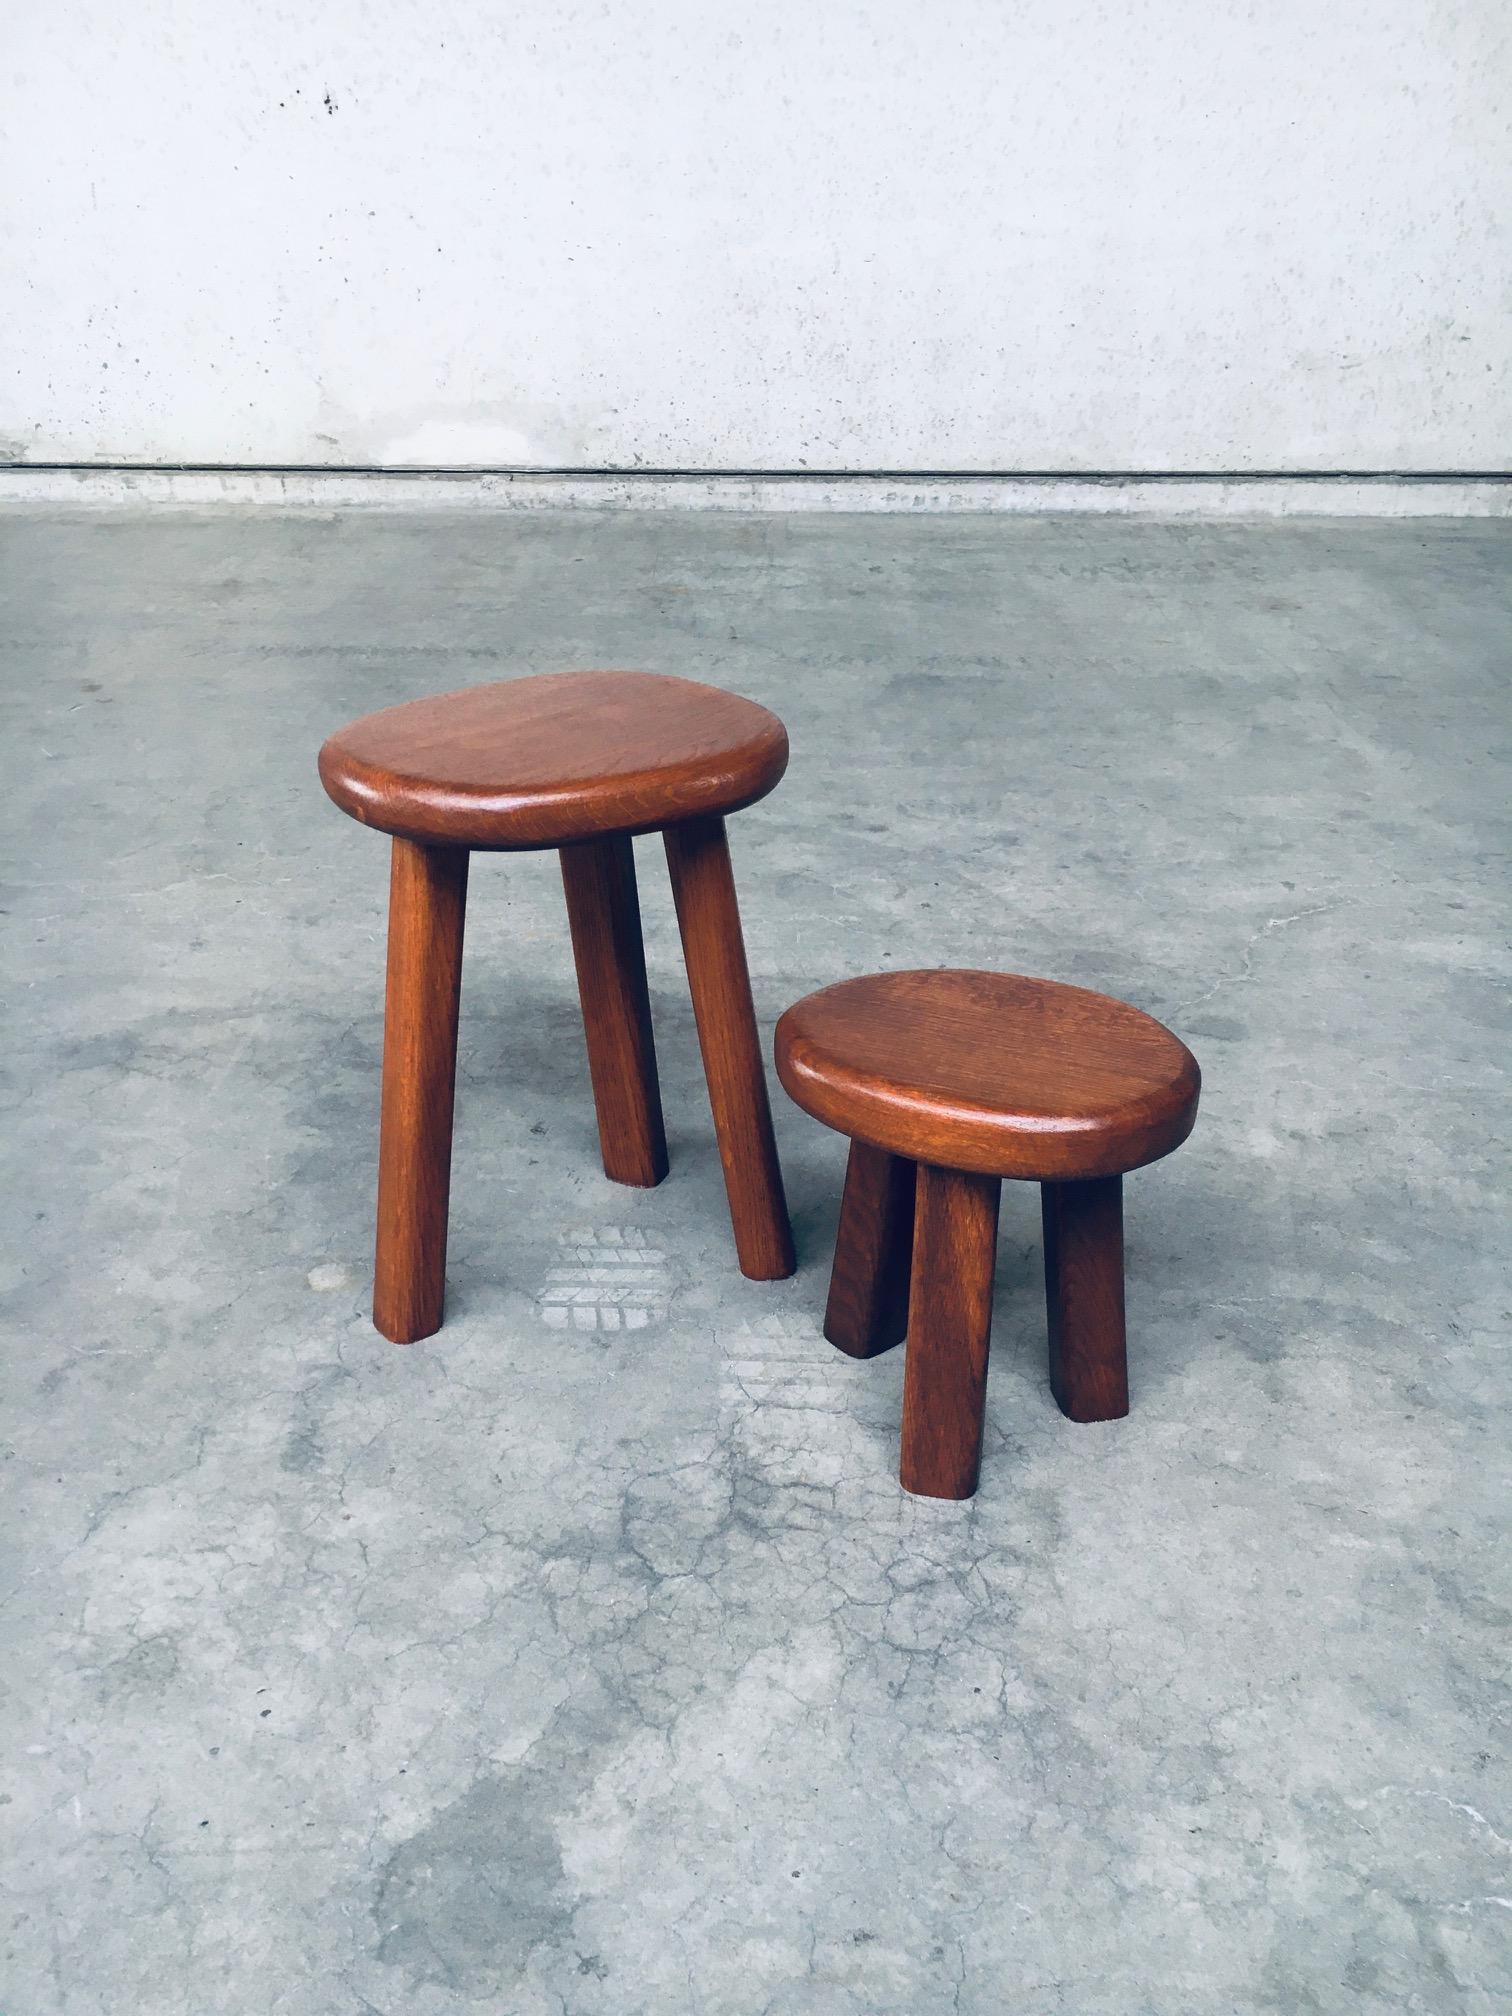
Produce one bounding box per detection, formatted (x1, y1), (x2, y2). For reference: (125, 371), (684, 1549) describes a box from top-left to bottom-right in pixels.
(774, 969), (1200, 1499)
(319, 669), (795, 1343)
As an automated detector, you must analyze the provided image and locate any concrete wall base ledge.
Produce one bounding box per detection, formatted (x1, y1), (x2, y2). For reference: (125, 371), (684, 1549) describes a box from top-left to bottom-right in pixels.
(2, 468), (1509, 517)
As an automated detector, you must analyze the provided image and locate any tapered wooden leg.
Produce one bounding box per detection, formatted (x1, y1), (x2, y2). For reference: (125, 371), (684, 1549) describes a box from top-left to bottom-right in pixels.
(825, 1141), (916, 1358)
(901, 1165), (1001, 1499)
(663, 815), (795, 1280)
(1043, 1175), (1128, 1422)
(560, 835), (668, 1187)
(373, 839), (469, 1344)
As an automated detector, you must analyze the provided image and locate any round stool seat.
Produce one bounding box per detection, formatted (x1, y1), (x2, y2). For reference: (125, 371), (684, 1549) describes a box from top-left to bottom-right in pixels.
(318, 670), (788, 849)
(775, 969), (1200, 1181)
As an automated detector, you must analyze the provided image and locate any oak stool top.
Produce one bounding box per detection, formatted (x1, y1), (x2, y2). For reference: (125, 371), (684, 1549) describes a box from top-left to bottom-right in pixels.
(775, 969), (1200, 1181)
(318, 669), (789, 850)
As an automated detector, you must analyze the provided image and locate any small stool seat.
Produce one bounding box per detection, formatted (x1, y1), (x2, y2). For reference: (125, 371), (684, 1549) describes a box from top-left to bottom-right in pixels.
(318, 669), (788, 849)
(774, 968), (1200, 1501)
(775, 969), (1199, 1180)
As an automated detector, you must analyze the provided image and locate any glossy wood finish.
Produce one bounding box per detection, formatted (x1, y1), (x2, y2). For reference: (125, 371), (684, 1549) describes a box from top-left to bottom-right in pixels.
(1043, 1176), (1128, 1422)
(776, 969), (1200, 1180)
(777, 965), (1200, 1496)
(559, 835), (668, 1187)
(900, 1165), (1001, 1500)
(373, 839), (468, 1344)
(664, 816), (795, 1281)
(319, 670), (789, 850)
(824, 1141), (916, 1358)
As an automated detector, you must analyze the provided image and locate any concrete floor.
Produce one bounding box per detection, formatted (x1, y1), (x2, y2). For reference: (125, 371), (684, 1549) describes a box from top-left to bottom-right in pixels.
(2, 510), (1509, 2014)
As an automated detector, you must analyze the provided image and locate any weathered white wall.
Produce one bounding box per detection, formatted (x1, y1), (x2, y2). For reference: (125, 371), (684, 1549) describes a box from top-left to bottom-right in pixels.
(5, 0), (1509, 472)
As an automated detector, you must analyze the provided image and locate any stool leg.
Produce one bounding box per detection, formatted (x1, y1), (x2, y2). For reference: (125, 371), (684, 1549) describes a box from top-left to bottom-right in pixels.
(560, 835), (669, 1187)
(663, 815), (795, 1280)
(1042, 1175), (1128, 1422)
(824, 1141), (916, 1358)
(901, 1165), (1000, 1499)
(373, 838), (469, 1344)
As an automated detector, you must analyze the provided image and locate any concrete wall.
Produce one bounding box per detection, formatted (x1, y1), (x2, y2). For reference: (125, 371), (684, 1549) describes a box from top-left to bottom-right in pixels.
(5, 0), (1509, 473)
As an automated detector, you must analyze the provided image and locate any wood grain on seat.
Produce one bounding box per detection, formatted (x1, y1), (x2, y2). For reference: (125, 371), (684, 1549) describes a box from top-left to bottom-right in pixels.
(318, 670), (788, 849)
(775, 969), (1200, 1181)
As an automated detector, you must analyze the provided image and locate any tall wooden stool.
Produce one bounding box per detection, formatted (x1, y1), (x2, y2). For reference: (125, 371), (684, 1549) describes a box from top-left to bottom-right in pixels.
(319, 670), (795, 1343)
(774, 970), (1200, 1499)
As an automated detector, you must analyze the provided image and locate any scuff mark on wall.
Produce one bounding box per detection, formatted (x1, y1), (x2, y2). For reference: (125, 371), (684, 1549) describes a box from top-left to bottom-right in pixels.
(310, 385), (612, 470)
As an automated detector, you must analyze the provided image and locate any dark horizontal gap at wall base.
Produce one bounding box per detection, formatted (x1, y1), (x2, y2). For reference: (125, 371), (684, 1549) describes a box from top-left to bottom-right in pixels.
(7, 463), (1511, 482)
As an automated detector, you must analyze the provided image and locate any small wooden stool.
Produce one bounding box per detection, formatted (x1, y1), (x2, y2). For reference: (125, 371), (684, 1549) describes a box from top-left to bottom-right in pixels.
(319, 670), (795, 1343)
(774, 970), (1200, 1499)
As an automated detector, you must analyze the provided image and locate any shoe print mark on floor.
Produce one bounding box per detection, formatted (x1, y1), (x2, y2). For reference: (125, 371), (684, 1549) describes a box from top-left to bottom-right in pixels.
(538, 1225), (672, 1333)
(718, 1312), (850, 1417)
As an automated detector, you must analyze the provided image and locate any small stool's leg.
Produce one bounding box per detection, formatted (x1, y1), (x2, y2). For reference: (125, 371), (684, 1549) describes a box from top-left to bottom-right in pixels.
(824, 1141), (916, 1358)
(1042, 1175), (1128, 1421)
(901, 1165), (1001, 1499)
(373, 838), (469, 1344)
(560, 835), (668, 1187)
(663, 815), (795, 1280)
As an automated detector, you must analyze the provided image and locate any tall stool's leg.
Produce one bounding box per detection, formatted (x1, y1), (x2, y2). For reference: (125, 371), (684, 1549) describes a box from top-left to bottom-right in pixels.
(825, 1141), (916, 1358)
(1042, 1175), (1128, 1422)
(663, 815), (795, 1280)
(560, 835), (668, 1187)
(901, 1165), (1001, 1499)
(373, 838), (469, 1344)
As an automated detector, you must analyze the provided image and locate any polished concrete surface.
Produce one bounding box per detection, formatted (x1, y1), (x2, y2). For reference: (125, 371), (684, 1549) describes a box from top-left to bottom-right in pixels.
(3, 511), (1508, 2014)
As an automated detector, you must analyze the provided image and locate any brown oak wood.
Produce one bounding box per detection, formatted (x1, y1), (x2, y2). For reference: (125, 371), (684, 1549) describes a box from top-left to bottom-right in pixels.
(776, 966), (1200, 1493)
(559, 835), (668, 1187)
(1043, 1176), (1128, 1422)
(319, 670), (788, 850)
(373, 839), (469, 1344)
(664, 815), (795, 1281)
(776, 968), (1200, 1180)
(901, 1165), (1001, 1500)
(824, 1141), (916, 1358)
